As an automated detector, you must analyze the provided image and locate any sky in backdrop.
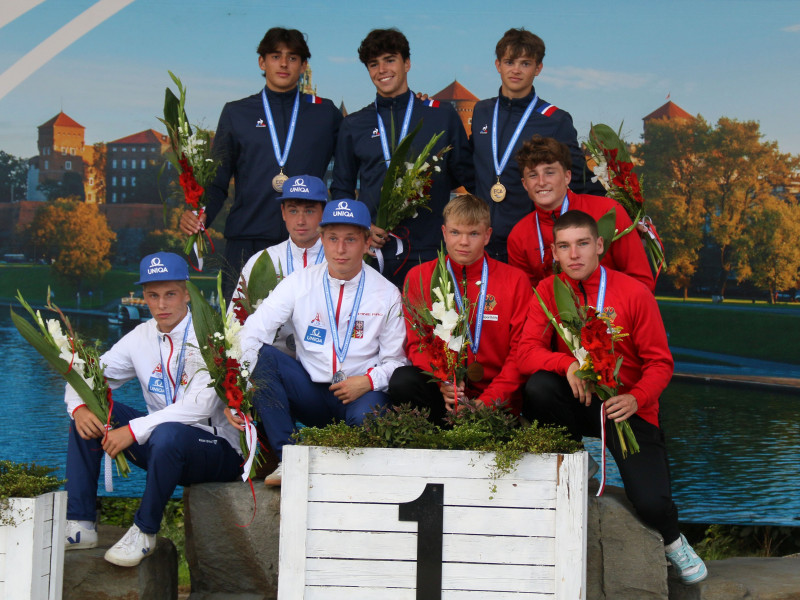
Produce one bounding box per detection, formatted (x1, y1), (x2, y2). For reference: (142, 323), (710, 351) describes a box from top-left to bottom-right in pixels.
(1, 0), (799, 159)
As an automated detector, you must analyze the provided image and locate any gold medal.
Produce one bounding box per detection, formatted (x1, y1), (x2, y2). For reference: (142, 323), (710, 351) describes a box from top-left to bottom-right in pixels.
(489, 181), (506, 203)
(272, 170), (289, 193)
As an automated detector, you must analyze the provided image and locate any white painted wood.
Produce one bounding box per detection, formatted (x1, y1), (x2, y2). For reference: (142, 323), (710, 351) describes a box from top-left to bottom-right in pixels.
(49, 490), (66, 600)
(307, 502), (555, 536)
(0, 491), (66, 599)
(279, 447), (587, 599)
(306, 473), (556, 507)
(277, 445), (310, 600)
(305, 588), (554, 600)
(306, 529), (556, 564)
(554, 452), (587, 599)
(305, 558), (555, 593)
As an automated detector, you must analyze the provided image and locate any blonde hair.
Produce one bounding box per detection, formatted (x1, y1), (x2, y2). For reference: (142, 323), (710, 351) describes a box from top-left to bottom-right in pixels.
(442, 193), (491, 227)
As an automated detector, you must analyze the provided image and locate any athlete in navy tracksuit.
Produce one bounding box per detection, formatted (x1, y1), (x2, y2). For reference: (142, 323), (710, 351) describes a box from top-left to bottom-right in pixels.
(471, 28), (603, 261)
(180, 28), (342, 299)
(331, 28), (473, 287)
(471, 89), (601, 260)
(204, 89), (341, 297)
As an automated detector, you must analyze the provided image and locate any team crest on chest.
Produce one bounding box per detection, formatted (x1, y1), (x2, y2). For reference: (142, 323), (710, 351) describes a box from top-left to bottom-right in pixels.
(351, 320), (364, 339)
(479, 124), (488, 134)
(485, 294), (497, 311)
(256, 118), (266, 128)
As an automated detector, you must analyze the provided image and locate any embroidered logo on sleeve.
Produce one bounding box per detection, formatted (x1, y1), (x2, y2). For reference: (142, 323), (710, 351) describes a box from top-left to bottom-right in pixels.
(256, 118), (266, 128)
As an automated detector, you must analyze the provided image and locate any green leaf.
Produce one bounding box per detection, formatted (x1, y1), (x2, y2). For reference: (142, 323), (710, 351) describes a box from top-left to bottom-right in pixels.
(187, 280), (223, 368)
(247, 250), (280, 304)
(376, 119), (424, 230)
(590, 123), (631, 162)
(553, 276), (579, 325)
(11, 308), (100, 411)
(596, 207), (617, 260)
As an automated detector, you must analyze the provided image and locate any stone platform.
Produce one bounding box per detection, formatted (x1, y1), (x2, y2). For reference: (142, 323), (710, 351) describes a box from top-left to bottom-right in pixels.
(63, 524), (177, 600)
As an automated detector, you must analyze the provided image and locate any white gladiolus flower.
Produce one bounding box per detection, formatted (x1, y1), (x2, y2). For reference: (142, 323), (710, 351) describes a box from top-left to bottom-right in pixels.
(448, 334), (464, 352)
(432, 155), (439, 162)
(434, 166), (441, 173)
(420, 162), (430, 171)
(573, 347), (589, 368)
(405, 162), (415, 171)
(224, 313), (243, 361)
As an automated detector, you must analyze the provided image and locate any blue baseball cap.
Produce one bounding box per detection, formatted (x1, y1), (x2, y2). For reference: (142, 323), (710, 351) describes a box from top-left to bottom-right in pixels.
(320, 199), (371, 231)
(135, 252), (190, 285)
(277, 175), (328, 203)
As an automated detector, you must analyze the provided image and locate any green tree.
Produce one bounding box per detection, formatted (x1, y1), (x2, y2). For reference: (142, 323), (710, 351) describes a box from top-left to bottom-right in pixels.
(0, 150), (28, 202)
(705, 118), (797, 295)
(736, 195), (800, 302)
(26, 198), (116, 286)
(640, 116), (713, 298)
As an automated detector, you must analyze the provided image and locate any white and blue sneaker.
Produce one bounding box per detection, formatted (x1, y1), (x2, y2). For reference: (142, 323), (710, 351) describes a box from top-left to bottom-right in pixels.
(104, 524), (156, 567)
(665, 533), (708, 584)
(65, 520), (97, 550)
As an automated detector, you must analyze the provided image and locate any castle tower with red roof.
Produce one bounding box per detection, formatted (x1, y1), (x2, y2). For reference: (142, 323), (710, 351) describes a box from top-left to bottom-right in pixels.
(36, 111), (86, 188)
(642, 101), (694, 140)
(432, 80), (479, 133)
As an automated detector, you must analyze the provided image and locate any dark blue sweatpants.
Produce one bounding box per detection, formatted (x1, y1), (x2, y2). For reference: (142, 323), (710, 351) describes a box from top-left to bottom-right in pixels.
(65, 402), (242, 533)
(252, 345), (389, 461)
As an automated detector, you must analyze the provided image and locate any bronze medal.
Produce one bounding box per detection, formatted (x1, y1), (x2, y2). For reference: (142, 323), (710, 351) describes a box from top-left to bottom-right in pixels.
(489, 182), (506, 203)
(272, 170), (289, 193)
(466, 361), (484, 383)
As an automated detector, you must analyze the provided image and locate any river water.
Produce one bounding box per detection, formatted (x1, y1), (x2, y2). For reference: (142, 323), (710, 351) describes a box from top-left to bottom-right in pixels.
(1, 312), (798, 525)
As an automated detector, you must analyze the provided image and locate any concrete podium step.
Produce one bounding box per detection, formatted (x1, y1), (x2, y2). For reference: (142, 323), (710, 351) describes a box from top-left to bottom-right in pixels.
(63, 524), (177, 600)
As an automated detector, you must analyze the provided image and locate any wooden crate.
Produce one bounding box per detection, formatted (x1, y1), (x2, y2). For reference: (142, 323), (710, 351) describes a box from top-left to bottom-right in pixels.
(0, 491), (67, 600)
(279, 447), (587, 599)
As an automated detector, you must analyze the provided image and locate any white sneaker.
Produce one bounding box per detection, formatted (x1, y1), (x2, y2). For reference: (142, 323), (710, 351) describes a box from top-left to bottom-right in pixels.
(65, 520), (97, 550)
(104, 524), (156, 567)
(264, 462), (282, 487)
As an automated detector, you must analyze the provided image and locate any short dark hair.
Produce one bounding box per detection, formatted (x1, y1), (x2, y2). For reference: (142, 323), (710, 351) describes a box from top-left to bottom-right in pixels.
(516, 135), (572, 173)
(553, 210), (598, 240)
(495, 28), (545, 63)
(257, 27), (311, 62)
(358, 28), (410, 65)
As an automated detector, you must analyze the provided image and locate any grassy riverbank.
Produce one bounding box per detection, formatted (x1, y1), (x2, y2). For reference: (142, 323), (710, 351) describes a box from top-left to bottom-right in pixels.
(658, 297), (800, 364)
(0, 264), (220, 309)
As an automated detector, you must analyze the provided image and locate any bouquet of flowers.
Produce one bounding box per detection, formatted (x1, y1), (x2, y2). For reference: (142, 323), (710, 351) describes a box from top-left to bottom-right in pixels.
(159, 71), (219, 270)
(534, 275), (638, 492)
(374, 121), (451, 273)
(10, 291), (131, 485)
(402, 248), (472, 410)
(187, 274), (259, 479)
(585, 123), (666, 277)
(230, 251), (283, 326)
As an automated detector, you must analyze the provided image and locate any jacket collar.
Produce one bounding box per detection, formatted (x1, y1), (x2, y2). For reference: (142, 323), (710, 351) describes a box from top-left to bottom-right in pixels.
(375, 89), (413, 109)
(497, 86), (537, 109)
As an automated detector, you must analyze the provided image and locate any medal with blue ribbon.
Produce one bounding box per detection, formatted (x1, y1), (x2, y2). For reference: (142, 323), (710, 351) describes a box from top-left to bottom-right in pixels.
(375, 90), (414, 166)
(261, 88), (300, 192)
(323, 270), (366, 382)
(490, 93), (539, 202)
(157, 314), (192, 407)
(447, 257), (488, 381)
